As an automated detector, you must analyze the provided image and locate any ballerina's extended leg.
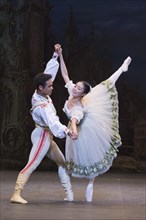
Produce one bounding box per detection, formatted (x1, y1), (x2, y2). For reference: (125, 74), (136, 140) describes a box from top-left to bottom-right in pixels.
(108, 56), (132, 84)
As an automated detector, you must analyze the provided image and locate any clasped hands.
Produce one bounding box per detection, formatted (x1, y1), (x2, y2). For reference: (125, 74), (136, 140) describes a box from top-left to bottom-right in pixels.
(54, 43), (62, 54)
(68, 130), (78, 140)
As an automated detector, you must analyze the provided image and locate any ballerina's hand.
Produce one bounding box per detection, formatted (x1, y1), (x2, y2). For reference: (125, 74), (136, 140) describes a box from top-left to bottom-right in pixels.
(54, 44), (61, 54)
(58, 47), (62, 56)
(71, 131), (78, 140)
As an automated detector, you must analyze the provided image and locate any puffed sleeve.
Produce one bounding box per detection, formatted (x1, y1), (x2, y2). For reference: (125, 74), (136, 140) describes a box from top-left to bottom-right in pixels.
(65, 80), (75, 96)
(44, 52), (59, 81)
(37, 105), (68, 138)
(70, 107), (84, 124)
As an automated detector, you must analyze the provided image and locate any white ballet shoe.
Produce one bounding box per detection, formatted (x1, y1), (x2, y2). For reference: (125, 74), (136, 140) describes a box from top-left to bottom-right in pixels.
(121, 56), (132, 72)
(85, 183), (93, 202)
(58, 166), (74, 202)
(64, 194), (74, 202)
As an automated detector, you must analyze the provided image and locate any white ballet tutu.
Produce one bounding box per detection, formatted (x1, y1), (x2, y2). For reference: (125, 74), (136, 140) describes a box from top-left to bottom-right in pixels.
(65, 79), (122, 178)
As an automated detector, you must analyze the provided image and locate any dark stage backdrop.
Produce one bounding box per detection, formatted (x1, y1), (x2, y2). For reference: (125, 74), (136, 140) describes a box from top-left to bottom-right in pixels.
(0, 0), (145, 172)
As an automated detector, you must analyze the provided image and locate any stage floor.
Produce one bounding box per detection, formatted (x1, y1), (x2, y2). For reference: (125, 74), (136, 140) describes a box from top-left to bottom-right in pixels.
(0, 171), (145, 220)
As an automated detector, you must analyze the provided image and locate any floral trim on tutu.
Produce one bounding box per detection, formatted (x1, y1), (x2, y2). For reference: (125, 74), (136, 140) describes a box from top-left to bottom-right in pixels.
(65, 79), (122, 177)
(65, 145), (118, 177)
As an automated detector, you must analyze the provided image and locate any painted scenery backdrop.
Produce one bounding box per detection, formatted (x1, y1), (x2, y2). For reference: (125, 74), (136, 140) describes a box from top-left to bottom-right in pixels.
(0, 0), (146, 172)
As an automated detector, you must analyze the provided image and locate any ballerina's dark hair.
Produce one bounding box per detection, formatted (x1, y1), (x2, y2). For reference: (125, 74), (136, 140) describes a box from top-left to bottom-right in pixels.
(79, 81), (92, 94)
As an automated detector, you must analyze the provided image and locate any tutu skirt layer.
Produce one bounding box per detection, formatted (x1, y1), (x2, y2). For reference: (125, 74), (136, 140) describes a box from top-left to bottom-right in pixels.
(65, 79), (122, 178)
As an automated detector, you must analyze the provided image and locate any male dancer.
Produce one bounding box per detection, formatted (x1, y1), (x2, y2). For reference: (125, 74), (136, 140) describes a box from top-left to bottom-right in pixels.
(10, 45), (74, 204)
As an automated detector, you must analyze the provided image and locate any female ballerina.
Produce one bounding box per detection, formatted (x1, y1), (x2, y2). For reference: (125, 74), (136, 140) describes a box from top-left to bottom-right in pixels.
(58, 46), (132, 202)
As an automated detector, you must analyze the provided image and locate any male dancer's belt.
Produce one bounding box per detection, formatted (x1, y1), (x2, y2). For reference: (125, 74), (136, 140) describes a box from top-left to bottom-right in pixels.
(35, 123), (53, 136)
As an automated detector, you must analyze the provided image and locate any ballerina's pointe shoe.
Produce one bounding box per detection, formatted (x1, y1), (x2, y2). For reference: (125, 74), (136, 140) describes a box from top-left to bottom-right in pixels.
(121, 56), (132, 72)
(85, 183), (93, 202)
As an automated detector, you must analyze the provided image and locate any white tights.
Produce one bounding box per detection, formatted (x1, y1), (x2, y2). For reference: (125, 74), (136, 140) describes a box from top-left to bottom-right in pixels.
(20, 127), (65, 177)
